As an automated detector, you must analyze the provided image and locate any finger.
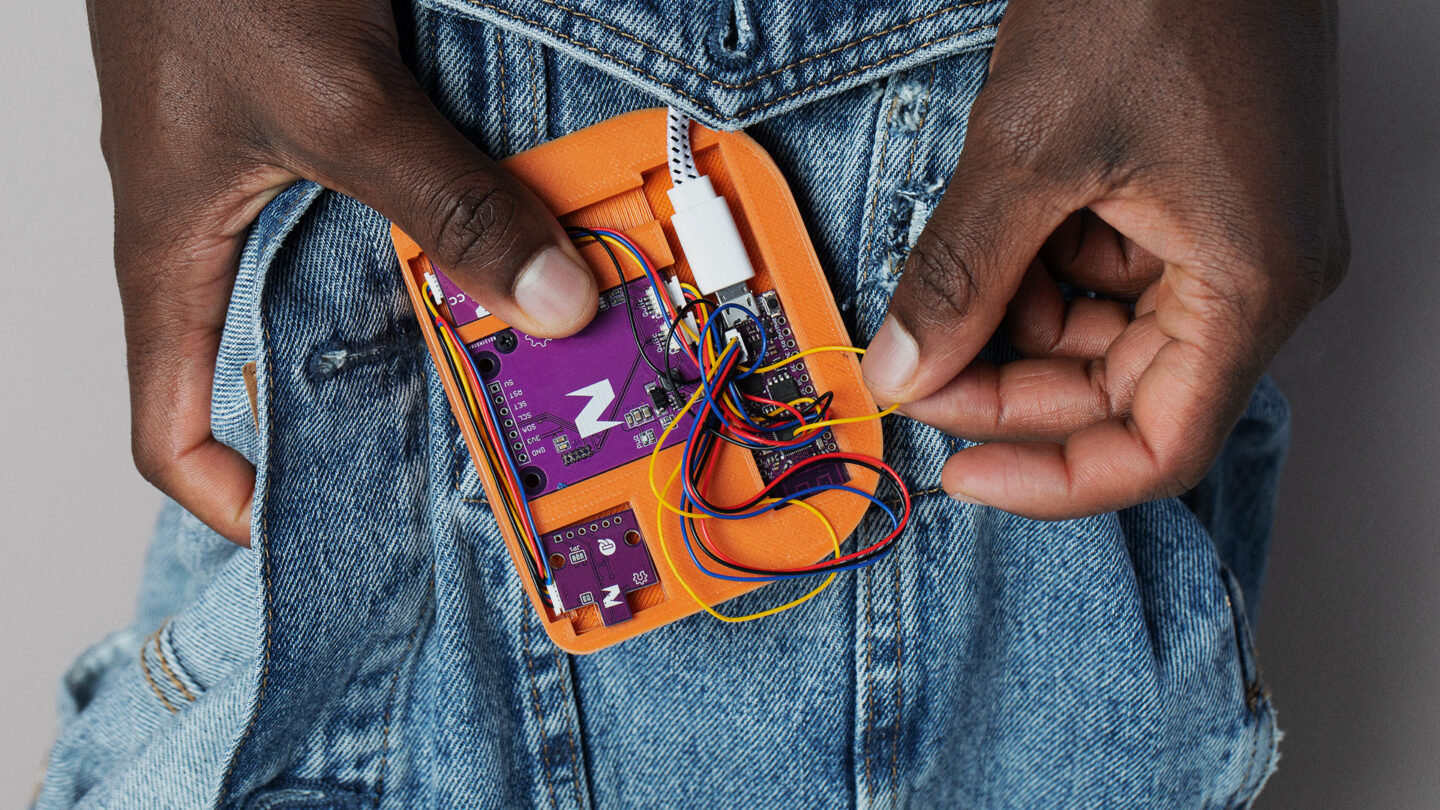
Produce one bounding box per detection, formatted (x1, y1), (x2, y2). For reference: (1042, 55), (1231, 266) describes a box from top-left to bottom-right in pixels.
(281, 71), (597, 338)
(902, 310), (1168, 442)
(1004, 260), (1133, 359)
(941, 329), (1251, 520)
(117, 227), (259, 546)
(1039, 208), (1164, 299)
(860, 105), (1087, 405)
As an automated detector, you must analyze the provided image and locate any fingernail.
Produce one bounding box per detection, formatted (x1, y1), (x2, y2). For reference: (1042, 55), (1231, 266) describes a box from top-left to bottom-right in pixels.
(863, 316), (919, 400)
(514, 247), (594, 333)
(949, 489), (987, 507)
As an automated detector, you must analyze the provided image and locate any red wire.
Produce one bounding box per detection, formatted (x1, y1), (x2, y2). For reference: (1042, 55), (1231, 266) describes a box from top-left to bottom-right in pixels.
(439, 316), (548, 566)
(689, 449), (911, 573)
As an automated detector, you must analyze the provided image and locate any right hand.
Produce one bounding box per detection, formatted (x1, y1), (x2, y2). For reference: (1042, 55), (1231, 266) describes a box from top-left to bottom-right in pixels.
(88, 0), (599, 546)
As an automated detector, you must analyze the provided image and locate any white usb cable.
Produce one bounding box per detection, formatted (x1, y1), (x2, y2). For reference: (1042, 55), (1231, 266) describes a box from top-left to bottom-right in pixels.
(663, 107), (757, 325)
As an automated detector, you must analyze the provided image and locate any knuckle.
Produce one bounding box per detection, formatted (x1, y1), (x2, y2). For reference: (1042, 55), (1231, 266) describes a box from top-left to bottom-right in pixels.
(428, 180), (524, 277)
(130, 436), (173, 491)
(902, 226), (983, 326)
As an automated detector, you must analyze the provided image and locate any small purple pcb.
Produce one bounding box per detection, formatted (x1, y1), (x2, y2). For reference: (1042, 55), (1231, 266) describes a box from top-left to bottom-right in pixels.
(545, 509), (658, 626)
(467, 278), (698, 497)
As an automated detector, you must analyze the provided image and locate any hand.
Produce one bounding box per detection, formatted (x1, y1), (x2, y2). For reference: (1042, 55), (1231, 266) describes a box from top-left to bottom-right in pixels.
(861, 0), (1348, 519)
(89, 0), (598, 545)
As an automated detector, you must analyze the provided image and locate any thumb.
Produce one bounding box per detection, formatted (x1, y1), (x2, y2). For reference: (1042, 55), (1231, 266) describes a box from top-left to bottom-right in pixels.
(861, 127), (1083, 405)
(291, 76), (597, 337)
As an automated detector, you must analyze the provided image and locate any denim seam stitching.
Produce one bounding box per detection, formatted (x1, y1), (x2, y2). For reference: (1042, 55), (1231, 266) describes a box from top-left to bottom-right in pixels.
(152, 621), (197, 703)
(521, 607), (562, 810)
(495, 28), (513, 156)
(460, 0), (997, 120)
(901, 64), (939, 187)
(863, 566), (876, 802)
(552, 650), (586, 808)
(218, 321), (280, 802)
(528, 43), (542, 147)
(860, 91), (901, 288)
(512, 0), (993, 90)
(215, 183), (312, 804)
(139, 634), (179, 714)
(891, 555), (903, 807)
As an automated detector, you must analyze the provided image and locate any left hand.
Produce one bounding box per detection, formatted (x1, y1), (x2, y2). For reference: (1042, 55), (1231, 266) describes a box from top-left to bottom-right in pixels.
(860, 0), (1349, 519)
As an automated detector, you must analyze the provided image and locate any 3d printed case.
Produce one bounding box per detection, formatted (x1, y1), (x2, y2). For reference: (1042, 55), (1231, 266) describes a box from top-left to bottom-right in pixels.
(391, 108), (882, 653)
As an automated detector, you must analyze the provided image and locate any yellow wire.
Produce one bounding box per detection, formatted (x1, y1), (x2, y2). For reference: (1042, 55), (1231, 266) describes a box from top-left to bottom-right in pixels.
(436, 277), (889, 624)
(573, 231), (702, 344)
(794, 403), (901, 435)
(653, 459), (840, 623)
(752, 344), (867, 374)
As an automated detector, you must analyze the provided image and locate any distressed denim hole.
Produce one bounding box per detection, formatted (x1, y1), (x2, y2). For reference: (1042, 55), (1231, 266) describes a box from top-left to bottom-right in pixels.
(706, 0), (761, 66)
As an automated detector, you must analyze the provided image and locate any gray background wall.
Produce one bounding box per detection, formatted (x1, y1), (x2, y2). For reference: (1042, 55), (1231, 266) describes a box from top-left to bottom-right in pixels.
(1, 0), (1435, 806)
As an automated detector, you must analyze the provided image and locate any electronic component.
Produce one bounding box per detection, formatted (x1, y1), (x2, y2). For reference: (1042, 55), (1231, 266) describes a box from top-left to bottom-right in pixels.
(624, 405), (654, 429)
(432, 266), (490, 326)
(465, 275), (698, 496)
(545, 509), (658, 626)
(392, 108), (899, 653)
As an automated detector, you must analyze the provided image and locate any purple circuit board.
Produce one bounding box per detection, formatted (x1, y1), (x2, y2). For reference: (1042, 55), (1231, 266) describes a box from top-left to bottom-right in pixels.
(545, 509), (658, 626)
(744, 291), (851, 497)
(461, 279), (849, 501)
(466, 277), (699, 498)
(433, 266), (490, 327)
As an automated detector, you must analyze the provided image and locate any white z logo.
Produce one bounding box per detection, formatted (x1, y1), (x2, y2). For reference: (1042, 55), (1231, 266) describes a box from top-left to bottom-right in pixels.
(601, 584), (623, 608)
(568, 380), (622, 438)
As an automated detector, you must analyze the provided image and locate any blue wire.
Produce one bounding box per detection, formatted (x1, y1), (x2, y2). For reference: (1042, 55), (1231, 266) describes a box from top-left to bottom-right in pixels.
(676, 493), (897, 582)
(679, 407), (897, 524)
(440, 316), (553, 586)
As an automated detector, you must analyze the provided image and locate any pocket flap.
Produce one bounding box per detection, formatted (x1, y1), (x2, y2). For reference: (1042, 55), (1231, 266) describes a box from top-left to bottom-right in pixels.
(420, 0), (1004, 128)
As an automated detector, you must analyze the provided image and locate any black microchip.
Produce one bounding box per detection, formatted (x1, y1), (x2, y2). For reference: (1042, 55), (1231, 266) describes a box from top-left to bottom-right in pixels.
(737, 374), (768, 397)
(767, 378), (802, 405)
(648, 385), (671, 411)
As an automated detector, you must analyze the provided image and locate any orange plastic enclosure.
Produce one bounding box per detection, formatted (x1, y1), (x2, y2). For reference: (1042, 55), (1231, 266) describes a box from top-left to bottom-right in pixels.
(391, 108), (881, 653)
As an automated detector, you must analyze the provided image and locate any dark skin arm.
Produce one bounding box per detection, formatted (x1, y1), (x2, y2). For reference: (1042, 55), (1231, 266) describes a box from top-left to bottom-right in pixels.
(861, 0), (1348, 517)
(87, 0), (599, 545)
(89, 0), (1346, 545)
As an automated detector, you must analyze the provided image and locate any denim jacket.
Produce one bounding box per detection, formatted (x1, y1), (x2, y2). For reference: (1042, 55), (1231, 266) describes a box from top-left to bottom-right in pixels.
(38, 1), (1286, 807)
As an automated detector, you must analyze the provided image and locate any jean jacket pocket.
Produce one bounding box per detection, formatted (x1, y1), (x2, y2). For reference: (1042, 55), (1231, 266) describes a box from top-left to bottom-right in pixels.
(416, 0), (1004, 129)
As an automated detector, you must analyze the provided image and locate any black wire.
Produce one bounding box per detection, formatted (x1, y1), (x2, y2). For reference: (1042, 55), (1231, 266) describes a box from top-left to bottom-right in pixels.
(661, 296), (712, 388)
(433, 322), (550, 597)
(681, 454), (907, 576)
(566, 227), (669, 379)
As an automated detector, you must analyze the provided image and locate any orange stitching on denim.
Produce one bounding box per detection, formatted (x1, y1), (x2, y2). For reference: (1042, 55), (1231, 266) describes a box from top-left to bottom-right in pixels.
(152, 622), (196, 702)
(863, 566), (876, 799)
(139, 635), (178, 714)
(495, 29), (512, 155)
(528, 43), (543, 146)
(521, 608), (561, 810)
(891, 553), (904, 807)
(860, 92), (901, 287)
(902, 63), (939, 187)
(525, 0), (993, 91)
(461, 0), (997, 121)
(553, 650), (586, 807)
(743, 26), (990, 118)
(465, 0), (714, 114)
